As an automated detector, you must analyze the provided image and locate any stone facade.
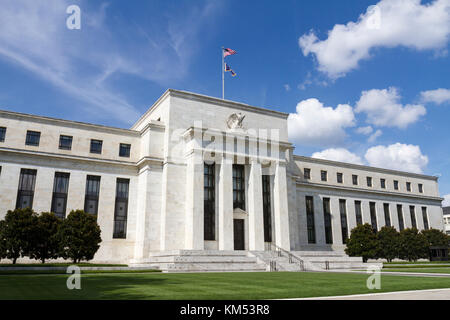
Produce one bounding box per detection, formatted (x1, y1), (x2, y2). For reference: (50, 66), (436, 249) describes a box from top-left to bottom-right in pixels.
(0, 89), (445, 263)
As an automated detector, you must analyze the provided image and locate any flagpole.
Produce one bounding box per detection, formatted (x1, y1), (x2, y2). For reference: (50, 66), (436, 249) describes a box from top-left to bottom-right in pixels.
(221, 46), (224, 100)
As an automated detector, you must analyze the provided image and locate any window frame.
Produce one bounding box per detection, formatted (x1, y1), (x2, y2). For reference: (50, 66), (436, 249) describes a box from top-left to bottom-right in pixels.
(337, 172), (343, 184)
(90, 139), (103, 154)
(204, 163), (216, 241)
(25, 130), (41, 146)
(232, 164), (246, 210)
(0, 127), (6, 142)
(320, 170), (327, 182)
(119, 143), (131, 158)
(59, 135), (73, 150)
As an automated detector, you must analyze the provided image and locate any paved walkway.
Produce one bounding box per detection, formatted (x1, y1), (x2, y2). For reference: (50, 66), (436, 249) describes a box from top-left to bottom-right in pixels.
(286, 288), (450, 300)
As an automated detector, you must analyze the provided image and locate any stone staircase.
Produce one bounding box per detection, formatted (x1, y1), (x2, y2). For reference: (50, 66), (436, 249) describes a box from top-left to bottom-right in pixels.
(291, 250), (381, 270)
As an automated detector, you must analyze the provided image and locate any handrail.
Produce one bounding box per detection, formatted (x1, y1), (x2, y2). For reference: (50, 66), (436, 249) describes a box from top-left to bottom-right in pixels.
(265, 242), (305, 271)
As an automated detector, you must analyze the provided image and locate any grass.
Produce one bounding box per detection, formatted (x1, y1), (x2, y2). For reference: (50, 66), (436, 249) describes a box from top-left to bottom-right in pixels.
(384, 264), (450, 269)
(0, 269), (161, 275)
(382, 268), (450, 274)
(0, 271), (449, 300)
(0, 263), (127, 267)
(384, 261), (450, 265)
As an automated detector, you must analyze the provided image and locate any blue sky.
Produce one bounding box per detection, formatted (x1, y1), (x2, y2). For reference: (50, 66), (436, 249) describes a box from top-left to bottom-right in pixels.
(0, 0), (449, 201)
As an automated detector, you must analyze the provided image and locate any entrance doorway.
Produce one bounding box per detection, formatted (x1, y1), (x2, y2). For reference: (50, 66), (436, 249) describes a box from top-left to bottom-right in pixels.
(233, 219), (245, 250)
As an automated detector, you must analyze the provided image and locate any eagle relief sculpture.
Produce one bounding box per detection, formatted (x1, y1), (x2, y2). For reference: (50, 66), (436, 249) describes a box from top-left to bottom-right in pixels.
(226, 112), (246, 130)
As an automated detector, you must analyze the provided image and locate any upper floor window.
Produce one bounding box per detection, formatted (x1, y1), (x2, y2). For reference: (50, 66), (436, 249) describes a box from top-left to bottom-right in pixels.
(16, 169), (37, 209)
(25, 131), (41, 146)
(119, 143), (131, 158)
(321, 170), (327, 182)
(367, 176), (372, 187)
(406, 182), (411, 192)
(418, 184), (423, 193)
(59, 135), (73, 150)
(84, 175), (101, 216)
(304, 168), (311, 180)
(394, 180), (399, 190)
(352, 175), (358, 186)
(90, 139), (103, 154)
(0, 127), (6, 142)
(337, 172), (343, 183)
(380, 178), (386, 189)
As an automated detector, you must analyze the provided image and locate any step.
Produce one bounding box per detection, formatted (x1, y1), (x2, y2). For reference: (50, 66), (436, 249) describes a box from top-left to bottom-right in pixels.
(141, 256), (258, 264)
(149, 250), (247, 257)
(160, 262), (267, 273)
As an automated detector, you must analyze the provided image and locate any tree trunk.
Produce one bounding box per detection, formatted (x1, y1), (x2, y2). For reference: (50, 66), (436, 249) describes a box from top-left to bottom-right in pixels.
(12, 257), (17, 264)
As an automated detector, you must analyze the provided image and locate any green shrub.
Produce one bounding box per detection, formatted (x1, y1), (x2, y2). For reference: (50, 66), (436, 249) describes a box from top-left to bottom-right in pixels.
(421, 229), (449, 247)
(29, 212), (62, 263)
(345, 223), (380, 262)
(398, 228), (428, 262)
(377, 226), (400, 262)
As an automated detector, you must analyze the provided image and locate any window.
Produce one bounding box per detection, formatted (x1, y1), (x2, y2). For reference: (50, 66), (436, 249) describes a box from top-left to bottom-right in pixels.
(397, 205), (404, 231)
(323, 198), (333, 244)
(369, 202), (377, 232)
(337, 173), (343, 184)
(394, 180), (399, 190)
(306, 196), (316, 244)
(367, 177), (373, 187)
(339, 199), (348, 244)
(383, 203), (391, 227)
(262, 175), (272, 242)
(16, 169), (37, 209)
(355, 200), (363, 225)
(59, 135), (73, 150)
(410, 206), (417, 229)
(422, 207), (429, 230)
(233, 165), (245, 210)
(119, 143), (131, 158)
(0, 127), (6, 142)
(418, 184), (423, 193)
(304, 168), (311, 180)
(84, 175), (100, 216)
(113, 178), (129, 239)
(406, 182), (411, 192)
(321, 170), (327, 182)
(352, 175), (358, 186)
(25, 131), (40, 146)
(51, 172), (70, 219)
(204, 163), (215, 241)
(380, 179), (386, 189)
(90, 139), (103, 154)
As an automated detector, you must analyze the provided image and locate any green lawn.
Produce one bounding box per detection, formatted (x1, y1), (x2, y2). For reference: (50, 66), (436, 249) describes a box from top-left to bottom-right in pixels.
(1, 271), (450, 300)
(382, 268), (450, 274)
(384, 261), (450, 265)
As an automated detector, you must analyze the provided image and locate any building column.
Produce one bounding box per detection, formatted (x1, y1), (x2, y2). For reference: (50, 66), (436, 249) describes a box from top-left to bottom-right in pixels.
(330, 197), (343, 245)
(273, 161), (291, 250)
(218, 156), (234, 250)
(184, 150), (204, 250)
(248, 159), (264, 251)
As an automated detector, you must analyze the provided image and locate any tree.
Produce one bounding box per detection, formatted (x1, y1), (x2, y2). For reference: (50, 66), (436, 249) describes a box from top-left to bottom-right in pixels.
(2, 208), (38, 264)
(29, 212), (62, 263)
(377, 226), (400, 262)
(57, 210), (102, 263)
(0, 220), (6, 261)
(345, 223), (380, 263)
(421, 229), (450, 247)
(398, 228), (428, 262)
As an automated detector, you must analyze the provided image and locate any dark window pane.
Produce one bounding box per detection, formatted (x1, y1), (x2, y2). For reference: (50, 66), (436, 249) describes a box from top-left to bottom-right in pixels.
(0, 127), (6, 142)
(367, 177), (372, 187)
(422, 207), (429, 230)
(233, 165), (245, 210)
(339, 199), (348, 243)
(337, 173), (343, 183)
(321, 171), (327, 182)
(51, 172), (70, 219)
(410, 206), (417, 229)
(370, 202), (377, 232)
(119, 143), (131, 157)
(306, 196), (316, 244)
(380, 179), (386, 189)
(16, 169), (37, 209)
(384, 203), (391, 227)
(397, 205), (404, 231)
(262, 175), (272, 242)
(113, 178), (129, 238)
(84, 175), (100, 215)
(355, 200), (363, 225)
(204, 163), (215, 240)
(304, 168), (311, 180)
(394, 180), (399, 190)
(90, 139), (103, 154)
(352, 175), (358, 186)
(418, 184), (423, 193)
(406, 182), (411, 192)
(323, 198), (332, 244)
(59, 135), (73, 150)
(25, 131), (40, 146)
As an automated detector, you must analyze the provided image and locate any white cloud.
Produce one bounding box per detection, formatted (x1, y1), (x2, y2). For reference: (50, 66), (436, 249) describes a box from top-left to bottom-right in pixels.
(442, 194), (450, 207)
(299, 0), (450, 78)
(368, 129), (383, 143)
(356, 126), (373, 135)
(355, 87), (426, 129)
(284, 84), (291, 92)
(365, 143), (429, 174)
(288, 98), (356, 147)
(421, 88), (450, 105)
(312, 148), (363, 165)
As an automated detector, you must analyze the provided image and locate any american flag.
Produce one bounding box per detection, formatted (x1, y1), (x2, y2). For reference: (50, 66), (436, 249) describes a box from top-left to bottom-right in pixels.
(225, 63), (237, 77)
(223, 48), (237, 57)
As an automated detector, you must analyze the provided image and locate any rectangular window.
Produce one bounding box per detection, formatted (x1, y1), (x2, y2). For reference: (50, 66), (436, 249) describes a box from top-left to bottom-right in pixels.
(262, 175), (272, 242)
(394, 180), (399, 190)
(323, 198), (333, 244)
(397, 205), (404, 231)
(352, 175), (358, 186)
(0, 127), (6, 142)
(51, 172), (70, 219)
(90, 139), (103, 154)
(119, 143), (131, 158)
(321, 170), (327, 182)
(233, 165), (245, 210)
(380, 179), (386, 189)
(304, 168), (311, 180)
(369, 202), (377, 232)
(306, 196), (316, 244)
(25, 130), (40, 146)
(355, 200), (363, 225)
(84, 175), (101, 215)
(383, 203), (391, 227)
(337, 173), (343, 183)
(113, 178), (129, 239)
(410, 205), (417, 229)
(418, 184), (423, 193)
(422, 207), (429, 230)
(406, 182), (411, 192)
(16, 169), (37, 209)
(339, 199), (348, 244)
(204, 163), (215, 241)
(367, 177), (373, 187)
(59, 135), (73, 150)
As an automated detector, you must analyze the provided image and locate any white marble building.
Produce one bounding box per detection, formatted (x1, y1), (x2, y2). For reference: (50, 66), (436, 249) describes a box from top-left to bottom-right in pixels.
(0, 89), (445, 267)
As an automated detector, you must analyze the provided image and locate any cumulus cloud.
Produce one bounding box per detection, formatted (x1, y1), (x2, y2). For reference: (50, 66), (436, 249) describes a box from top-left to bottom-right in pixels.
(421, 88), (450, 105)
(356, 126), (373, 135)
(299, 0), (450, 78)
(442, 194), (450, 206)
(368, 129), (383, 143)
(288, 98), (356, 147)
(365, 143), (429, 174)
(312, 148), (363, 165)
(355, 87), (426, 129)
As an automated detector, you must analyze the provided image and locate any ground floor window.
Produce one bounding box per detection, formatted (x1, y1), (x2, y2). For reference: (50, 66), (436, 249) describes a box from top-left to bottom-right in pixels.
(383, 203), (391, 227)
(16, 169), (37, 209)
(410, 206), (417, 229)
(84, 175), (100, 216)
(204, 163), (215, 241)
(306, 196), (316, 244)
(322, 198), (332, 244)
(262, 175), (272, 242)
(113, 178), (129, 239)
(369, 202), (377, 232)
(233, 164), (245, 210)
(354, 200), (363, 225)
(397, 205), (404, 231)
(339, 199), (348, 244)
(51, 172), (70, 219)
(422, 207), (429, 230)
